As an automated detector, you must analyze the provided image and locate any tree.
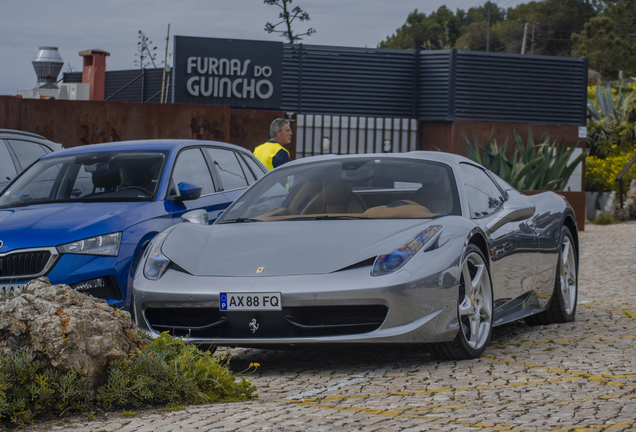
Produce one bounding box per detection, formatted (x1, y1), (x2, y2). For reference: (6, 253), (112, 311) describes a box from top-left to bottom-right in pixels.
(134, 30), (160, 69)
(379, 0), (599, 56)
(378, 9), (453, 50)
(572, 17), (632, 79)
(379, 3), (505, 51)
(456, 21), (505, 51)
(264, 0), (315, 43)
(505, 0), (598, 57)
(601, 0), (636, 65)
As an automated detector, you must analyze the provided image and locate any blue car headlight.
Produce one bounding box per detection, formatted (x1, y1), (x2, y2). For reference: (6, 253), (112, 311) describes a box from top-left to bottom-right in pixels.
(143, 230), (172, 281)
(371, 226), (441, 276)
(57, 232), (122, 256)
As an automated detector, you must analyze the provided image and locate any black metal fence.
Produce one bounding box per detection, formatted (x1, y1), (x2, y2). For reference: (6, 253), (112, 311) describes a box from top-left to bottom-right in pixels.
(296, 114), (418, 158)
(281, 46), (588, 125)
(64, 45), (587, 127)
(64, 68), (172, 103)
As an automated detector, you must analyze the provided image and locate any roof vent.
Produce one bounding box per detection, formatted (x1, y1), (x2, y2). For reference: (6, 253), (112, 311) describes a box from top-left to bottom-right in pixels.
(32, 47), (64, 89)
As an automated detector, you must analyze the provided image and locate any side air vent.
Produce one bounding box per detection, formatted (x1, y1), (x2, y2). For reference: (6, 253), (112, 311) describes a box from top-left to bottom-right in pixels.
(334, 257), (376, 273)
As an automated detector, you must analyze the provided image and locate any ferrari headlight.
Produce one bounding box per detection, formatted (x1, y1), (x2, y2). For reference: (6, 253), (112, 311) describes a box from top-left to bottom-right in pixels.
(57, 232), (121, 256)
(371, 226), (441, 276)
(143, 230), (172, 281)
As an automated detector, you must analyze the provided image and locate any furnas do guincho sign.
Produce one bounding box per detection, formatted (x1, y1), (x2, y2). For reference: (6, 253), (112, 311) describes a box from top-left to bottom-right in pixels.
(172, 36), (283, 109)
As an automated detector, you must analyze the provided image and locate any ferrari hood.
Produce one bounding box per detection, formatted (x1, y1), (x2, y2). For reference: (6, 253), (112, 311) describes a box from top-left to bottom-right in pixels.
(162, 219), (440, 277)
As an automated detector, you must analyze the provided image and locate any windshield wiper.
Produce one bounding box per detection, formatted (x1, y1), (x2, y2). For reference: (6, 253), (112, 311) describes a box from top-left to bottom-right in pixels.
(221, 217), (263, 223)
(312, 215), (369, 220)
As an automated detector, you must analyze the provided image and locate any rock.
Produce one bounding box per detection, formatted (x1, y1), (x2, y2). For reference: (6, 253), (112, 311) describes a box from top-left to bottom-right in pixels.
(0, 277), (147, 388)
(603, 191), (616, 215)
(626, 180), (636, 218)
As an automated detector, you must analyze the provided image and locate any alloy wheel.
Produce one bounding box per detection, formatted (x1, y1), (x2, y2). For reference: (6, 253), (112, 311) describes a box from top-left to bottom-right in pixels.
(560, 236), (577, 315)
(458, 251), (493, 350)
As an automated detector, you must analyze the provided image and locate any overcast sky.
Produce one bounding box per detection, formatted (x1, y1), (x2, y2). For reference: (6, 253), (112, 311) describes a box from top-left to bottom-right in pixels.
(0, 0), (529, 95)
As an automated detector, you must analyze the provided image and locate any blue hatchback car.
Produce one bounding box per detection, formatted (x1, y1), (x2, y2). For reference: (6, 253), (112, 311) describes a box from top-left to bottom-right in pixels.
(0, 140), (266, 309)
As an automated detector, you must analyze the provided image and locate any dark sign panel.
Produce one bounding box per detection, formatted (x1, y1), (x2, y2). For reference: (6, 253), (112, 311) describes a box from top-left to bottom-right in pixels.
(172, 36), (283, 109)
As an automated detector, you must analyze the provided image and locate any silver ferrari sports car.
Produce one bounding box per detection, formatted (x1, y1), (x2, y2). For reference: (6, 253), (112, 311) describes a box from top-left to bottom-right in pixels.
(132, 152), (578, 360)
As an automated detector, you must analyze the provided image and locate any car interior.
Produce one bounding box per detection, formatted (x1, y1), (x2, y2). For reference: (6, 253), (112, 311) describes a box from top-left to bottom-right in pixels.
(222, 159), (461, 221)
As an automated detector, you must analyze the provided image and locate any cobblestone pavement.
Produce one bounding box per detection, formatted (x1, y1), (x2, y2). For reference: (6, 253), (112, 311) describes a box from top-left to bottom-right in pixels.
(28, 221), (636, 431)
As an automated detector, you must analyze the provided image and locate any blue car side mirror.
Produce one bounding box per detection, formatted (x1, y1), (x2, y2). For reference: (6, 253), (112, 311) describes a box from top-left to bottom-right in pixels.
(169, 182), (202, 202)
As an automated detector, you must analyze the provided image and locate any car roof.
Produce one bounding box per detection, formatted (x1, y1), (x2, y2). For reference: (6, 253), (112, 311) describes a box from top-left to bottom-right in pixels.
(283, 151), (476, 168)
(0, 129), (48, 140)
(40, 139), (250, 159)
(0, 129), (63, 150)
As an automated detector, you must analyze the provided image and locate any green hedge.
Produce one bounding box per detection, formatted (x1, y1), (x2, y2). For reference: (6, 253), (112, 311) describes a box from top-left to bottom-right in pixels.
(0, 333), (257, 426)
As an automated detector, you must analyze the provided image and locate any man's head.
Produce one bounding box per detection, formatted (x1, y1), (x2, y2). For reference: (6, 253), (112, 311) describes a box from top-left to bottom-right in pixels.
(270, 118), (292, 145)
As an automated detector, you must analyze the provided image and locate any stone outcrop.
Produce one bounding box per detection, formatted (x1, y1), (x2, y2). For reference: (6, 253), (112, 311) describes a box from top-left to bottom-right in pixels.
(0, 277), (146, 386)
(624, 179), (636, 219)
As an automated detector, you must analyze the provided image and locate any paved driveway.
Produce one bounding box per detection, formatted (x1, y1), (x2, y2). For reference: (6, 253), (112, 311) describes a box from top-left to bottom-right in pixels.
(29, 222), (636, 431)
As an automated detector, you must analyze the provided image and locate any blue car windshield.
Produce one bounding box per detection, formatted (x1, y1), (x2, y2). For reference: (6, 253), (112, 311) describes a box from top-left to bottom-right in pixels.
(0, 151), (166, 208)
(217, 157), (461, 222)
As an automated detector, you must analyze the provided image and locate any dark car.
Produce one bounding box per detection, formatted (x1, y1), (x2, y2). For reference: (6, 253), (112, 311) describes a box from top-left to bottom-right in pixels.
(0, 129), (63, 191)
(0, 139), (266, 309)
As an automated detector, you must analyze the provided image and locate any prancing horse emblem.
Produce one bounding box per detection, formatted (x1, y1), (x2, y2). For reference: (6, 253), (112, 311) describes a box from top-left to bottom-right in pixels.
(249, 319), (260, 333)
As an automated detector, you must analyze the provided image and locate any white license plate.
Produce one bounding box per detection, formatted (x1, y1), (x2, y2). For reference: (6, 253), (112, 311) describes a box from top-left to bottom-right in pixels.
(219, 292), (282, 311)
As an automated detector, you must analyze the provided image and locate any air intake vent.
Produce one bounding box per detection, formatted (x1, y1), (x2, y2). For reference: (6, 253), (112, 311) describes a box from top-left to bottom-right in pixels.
(144, 305), (388, 339)
(0, 251), (52, 278)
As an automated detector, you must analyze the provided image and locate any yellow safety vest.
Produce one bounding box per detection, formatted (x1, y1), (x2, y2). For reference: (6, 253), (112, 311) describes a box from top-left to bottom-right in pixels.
(253, 141), (290, 171)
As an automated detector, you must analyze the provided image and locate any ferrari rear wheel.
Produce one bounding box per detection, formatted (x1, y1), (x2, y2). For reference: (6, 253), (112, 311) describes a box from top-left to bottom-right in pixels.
(432, 244), (493, 360)
(524, 226), (577, 326)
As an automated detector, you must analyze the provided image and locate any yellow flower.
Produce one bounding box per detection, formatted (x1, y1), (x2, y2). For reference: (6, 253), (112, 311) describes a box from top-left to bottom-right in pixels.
(249, 362), (260, 368)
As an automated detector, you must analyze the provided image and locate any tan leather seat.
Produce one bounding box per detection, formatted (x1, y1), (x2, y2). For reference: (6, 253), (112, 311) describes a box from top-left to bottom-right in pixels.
(409, 175), (453, 215)
(301, 179), (367, 215)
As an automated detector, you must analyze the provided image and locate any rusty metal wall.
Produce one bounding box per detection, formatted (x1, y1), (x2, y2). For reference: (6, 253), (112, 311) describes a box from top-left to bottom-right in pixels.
(0, 96), (284, 153)
(420, 120), (584, 157)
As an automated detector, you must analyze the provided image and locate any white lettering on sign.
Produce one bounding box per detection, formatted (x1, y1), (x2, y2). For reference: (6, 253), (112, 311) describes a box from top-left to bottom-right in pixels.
(185, 57), (275, 100)
(256, 80), (273, 99)
(187, 76), (200, 96)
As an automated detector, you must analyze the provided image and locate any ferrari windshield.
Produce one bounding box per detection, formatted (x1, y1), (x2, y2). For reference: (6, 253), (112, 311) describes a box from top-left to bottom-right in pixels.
(0, 151), (166, 208)
(218, 157), (460, 222)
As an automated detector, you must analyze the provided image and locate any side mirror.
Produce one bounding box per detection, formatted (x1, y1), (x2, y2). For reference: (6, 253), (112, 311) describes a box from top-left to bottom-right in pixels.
(169, 181), (202, 202)
(486, 201), (535, 233)
(181, 209), (209, 225)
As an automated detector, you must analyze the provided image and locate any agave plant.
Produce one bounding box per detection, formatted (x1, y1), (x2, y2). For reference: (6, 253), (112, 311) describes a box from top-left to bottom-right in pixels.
(464, 129), (587, 191)
(587, 79), (636, 158)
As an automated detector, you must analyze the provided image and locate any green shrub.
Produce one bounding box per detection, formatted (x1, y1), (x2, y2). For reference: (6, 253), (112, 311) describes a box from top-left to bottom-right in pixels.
(592, 212), (619, 225)
(0, 348), (92, 426)
(0, 333), (257, 427)
(464, 129), (586, 191)
(586, 150), (636, 192)
(98, 333), (256, 408)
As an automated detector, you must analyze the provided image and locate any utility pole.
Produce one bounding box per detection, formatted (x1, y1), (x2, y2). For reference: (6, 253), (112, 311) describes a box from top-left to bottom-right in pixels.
(521, 22), (528, 54)
(486, 1), (491, 52)
(531, 22), (535, 55)
(160, 24), (170, 104)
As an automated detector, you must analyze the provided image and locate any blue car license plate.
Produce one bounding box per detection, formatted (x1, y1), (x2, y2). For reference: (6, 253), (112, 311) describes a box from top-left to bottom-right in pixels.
(219, 292), (282, 311)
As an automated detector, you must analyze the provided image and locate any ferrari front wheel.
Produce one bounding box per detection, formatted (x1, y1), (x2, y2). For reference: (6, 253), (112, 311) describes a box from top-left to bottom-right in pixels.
(432, 244), (493, 360)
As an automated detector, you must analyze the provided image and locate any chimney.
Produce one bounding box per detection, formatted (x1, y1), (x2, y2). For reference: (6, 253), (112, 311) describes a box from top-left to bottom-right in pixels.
(80, 49), (110, 101)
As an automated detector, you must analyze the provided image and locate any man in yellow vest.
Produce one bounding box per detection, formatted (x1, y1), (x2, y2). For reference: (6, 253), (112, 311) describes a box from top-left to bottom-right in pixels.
(253, 118), (292, 170)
